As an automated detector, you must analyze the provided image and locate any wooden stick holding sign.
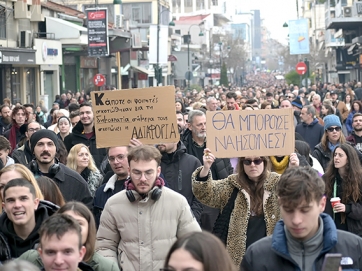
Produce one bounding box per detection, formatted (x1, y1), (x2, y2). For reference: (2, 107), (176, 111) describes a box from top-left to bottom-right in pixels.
(91, 86), (179, 148)
(206, 109), (295, 158)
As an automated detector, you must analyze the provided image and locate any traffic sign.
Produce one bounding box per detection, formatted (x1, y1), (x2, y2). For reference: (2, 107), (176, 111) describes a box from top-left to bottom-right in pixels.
(93, 74), (105, 87)
(296, 62), (307, 75)
(185, 71), (193, 81)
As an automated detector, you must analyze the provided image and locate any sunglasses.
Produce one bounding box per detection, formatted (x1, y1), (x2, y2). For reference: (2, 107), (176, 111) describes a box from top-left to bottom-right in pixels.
(326, 127), (341, 132)
(243, 158), (264, 166)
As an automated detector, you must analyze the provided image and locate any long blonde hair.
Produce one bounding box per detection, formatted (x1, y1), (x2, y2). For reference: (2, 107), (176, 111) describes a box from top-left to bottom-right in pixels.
(0, 164), (44, 211)
(67, 143), (98, 172)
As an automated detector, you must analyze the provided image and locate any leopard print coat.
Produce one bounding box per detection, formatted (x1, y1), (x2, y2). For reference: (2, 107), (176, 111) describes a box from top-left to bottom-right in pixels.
(192, 166), (281, 267)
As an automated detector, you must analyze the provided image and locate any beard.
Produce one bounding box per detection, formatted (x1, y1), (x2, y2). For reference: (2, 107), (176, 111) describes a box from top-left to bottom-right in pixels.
(354, 127), (362, 132)
(2, 116), (10, 125)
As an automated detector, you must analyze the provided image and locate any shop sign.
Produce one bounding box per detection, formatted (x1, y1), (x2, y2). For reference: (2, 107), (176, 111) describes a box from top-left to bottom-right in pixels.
(0, 50), (35, 64)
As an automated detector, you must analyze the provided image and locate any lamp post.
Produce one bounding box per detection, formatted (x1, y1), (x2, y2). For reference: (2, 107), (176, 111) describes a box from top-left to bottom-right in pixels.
(187, 22), (204, 90)
(219, 42), (222, 81)
(154, 0), (175, 86)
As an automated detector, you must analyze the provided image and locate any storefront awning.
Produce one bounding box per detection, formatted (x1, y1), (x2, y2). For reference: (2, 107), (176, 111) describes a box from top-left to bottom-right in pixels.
(46, 17), (88, 45)
(131, 65), (149, 75)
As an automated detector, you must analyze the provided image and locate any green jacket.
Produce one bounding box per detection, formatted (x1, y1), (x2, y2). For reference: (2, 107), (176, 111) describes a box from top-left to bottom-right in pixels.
(19, 249), (120, 271)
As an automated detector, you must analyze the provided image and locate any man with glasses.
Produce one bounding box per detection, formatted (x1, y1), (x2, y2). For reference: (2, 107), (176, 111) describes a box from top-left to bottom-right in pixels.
(93, 146), (129, 228)
(96, 145), (201, 271)
(11, 121), (41, 165)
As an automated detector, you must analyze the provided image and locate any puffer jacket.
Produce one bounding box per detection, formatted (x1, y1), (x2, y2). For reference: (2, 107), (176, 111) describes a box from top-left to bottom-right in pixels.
(0, 201), (58, 262)
(64, 121), (106, 168)
(19, 250), (120, 271)
(95, 186), (201, 271)
(192, 167), (281, 267)
(241, 213), (362, 271)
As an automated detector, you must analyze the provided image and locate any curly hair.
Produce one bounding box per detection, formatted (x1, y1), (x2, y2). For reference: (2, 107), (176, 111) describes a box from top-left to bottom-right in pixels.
(323, 143), (362, 223)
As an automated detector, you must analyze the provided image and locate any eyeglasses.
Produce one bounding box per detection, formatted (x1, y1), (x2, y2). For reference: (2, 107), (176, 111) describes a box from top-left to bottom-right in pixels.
(288, 96), (294, 98)
(243, 158), (264, 166)
(326, 127), (341, 132)
(131, 170), (154, 180)
(108, 154), (126, 163)
(27, 128), (40, 133)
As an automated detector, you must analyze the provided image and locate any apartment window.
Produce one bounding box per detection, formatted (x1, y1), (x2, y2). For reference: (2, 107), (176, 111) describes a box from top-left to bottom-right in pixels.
(212, 0), (218, 6)
(185, 0), (192, 8)
(0, 8), (7, 39)
(123, 3), (152, 24)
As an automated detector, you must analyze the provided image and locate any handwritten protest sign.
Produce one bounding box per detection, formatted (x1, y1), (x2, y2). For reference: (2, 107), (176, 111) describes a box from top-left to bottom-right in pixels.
(206, 109), (295, 158)
(91, 86), (179, 148)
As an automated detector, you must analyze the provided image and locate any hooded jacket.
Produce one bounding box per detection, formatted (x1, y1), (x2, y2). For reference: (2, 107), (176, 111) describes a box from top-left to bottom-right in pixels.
(0, 201), (58, 261)
(95, 186), (201, 271)
(160, 141), (203, 222)
(241, 213), (362, 271)
(64, 121), (107, 168)
(295, 118), (324, 150)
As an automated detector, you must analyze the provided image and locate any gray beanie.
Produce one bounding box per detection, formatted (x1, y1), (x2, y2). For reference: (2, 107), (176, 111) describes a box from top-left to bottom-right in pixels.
(30, 129), (59, 153)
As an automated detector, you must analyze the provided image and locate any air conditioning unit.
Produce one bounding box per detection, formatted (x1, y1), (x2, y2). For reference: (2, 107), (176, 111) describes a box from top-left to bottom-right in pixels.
(344, 6), (352, 17)
(114, 14), (123, 28)
(19, 30), (32, 48)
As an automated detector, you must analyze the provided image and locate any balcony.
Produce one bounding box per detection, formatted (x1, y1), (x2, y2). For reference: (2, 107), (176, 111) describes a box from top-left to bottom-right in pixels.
(326, 2), (362, 30)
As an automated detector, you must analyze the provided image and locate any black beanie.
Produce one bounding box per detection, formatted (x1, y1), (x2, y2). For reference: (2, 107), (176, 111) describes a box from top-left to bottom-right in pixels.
(30, 129), (59, 153)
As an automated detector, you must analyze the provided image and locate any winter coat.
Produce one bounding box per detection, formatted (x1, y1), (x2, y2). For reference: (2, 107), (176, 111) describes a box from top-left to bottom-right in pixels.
(160, 141), (203, 222)
(31, 163), (93, 209)
(192, 167), (281, 266)
(80, 168), (103, 197)
(11, 141), (34, 165)
(0, 201), (58, 262)
(95, 186), (201, 271)
(93, 174), (127, 229)
(241, 213), (362, 271)
(64, 121), (107, 168)
(19, 250), (119, 271)
(324, 174), (362, 237)
(0, 117), (10, 136)
(313, 142), (362, 171)
(295, 118), (324, 150)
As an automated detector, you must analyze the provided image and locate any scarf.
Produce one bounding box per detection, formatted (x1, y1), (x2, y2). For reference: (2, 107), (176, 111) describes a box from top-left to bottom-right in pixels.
(270, 156), (289, 174)
(213, 187), (238, 244)
(328, 141), (340, 152)
(9, 124), (20, 153)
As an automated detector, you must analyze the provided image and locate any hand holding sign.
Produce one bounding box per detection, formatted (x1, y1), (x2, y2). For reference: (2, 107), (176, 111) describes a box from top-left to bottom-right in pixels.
(288, 153), (299, 167)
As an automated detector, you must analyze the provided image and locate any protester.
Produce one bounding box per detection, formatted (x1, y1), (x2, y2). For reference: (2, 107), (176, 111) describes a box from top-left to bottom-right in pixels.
(57, 116), (72, 141)
(20, 202), (119, 271)
(36, 176), (65, 207)
(163, 232), (236, 271)
(67, 143), (103, 196)
(241, 167), (362, 271)
(323, 143), (362, 236)
(0, 136), (14, 167)
(192, 148), (299, 266)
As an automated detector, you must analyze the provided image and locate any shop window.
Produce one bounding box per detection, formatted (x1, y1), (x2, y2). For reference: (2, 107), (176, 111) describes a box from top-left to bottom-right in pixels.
(11, 68), (21, 105)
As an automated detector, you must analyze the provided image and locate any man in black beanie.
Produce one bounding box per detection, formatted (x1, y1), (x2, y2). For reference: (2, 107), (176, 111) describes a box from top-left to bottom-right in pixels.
(29, 129), (92, 209)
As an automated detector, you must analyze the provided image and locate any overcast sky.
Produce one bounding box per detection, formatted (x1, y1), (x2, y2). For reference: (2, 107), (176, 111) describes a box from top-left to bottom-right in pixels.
(237, 0), (299, 44)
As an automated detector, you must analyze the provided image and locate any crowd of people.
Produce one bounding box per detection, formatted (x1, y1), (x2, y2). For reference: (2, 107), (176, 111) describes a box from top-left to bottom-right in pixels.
(0, 75), (361, 271)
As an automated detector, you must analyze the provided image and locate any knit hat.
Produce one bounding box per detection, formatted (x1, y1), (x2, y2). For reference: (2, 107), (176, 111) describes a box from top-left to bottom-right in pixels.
(323, 115), (341, 130)
(30, 129), (58, 153)
(292, 96), (303, 109)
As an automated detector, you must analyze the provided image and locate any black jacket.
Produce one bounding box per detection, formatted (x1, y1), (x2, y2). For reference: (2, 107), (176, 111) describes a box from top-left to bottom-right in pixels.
(0, 117), (10, 136)
(0, 201), (58, 261)
(313, 142), (362, 171)
(181, 129), (233, 179)
(64, 121), (106, 168)
(32, 163), (93, 209)
(241, 213), (362, 271)
(295, 118), (324, 151)
(160, 141), (203, 222)
(11, 141), (33, 165)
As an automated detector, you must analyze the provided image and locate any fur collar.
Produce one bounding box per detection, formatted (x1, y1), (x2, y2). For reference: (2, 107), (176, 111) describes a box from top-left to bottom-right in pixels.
(103, 174), (118, 192)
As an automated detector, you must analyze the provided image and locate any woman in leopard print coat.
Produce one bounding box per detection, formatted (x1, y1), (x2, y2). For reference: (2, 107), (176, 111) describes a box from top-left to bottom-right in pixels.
(192, 149), (299, 267)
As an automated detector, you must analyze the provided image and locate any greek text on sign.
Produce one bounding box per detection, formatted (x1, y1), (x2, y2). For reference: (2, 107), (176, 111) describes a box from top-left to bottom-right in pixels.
(91, 86), (180, 148)
(206, 109), (295, 158)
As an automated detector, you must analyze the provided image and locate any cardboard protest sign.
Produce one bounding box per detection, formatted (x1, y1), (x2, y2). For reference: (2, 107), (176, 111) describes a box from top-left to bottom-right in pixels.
(91, 86), (179, 148)
(206, 109), (295, 158)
